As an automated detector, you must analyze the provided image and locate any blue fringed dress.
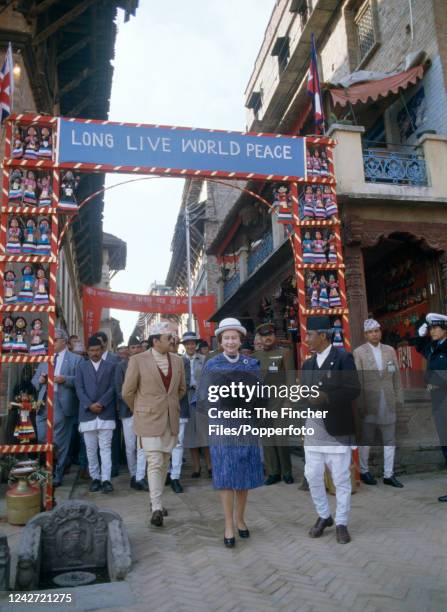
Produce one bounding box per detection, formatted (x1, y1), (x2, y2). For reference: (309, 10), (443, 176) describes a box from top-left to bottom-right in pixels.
(198, 352), (264, 490)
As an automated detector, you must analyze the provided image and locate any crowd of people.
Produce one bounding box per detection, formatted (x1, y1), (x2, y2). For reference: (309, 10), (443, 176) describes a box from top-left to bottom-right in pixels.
(28, 310), (447, 547)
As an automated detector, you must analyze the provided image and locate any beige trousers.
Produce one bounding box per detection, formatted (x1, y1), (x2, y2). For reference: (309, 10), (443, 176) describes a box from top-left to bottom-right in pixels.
(144, 450), (171, 511)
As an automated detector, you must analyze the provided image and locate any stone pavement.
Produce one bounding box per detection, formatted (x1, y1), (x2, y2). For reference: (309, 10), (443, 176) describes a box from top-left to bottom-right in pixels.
(67, 459), (447, 612)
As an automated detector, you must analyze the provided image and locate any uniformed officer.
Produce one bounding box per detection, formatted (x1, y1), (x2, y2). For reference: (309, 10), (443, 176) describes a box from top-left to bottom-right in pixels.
(411, 312), (447, 502)
(253, 322), (295, 485)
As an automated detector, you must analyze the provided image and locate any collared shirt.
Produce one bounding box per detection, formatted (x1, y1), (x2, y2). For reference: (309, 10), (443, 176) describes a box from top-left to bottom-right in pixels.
(187, 353), (198, 386)
(54, 348), (67, 392)
(152, 347), (169, 375)
(368, 342), (383, 370)
(79, 417), (116, 433)
(91, 359), (101, 372)
(316, 344), (332, 368)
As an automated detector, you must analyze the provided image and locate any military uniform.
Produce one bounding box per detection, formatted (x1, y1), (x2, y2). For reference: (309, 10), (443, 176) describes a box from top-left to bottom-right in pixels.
(253, 325), (295, 483)
(411, 313), (447, 465)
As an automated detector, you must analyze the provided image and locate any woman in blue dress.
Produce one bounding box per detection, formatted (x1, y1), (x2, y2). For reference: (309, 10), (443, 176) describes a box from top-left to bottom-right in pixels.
(198, 317), (264, 548)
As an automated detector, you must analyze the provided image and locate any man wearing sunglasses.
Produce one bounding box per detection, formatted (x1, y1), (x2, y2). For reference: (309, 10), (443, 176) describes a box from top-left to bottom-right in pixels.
(122, 322), (187, 526)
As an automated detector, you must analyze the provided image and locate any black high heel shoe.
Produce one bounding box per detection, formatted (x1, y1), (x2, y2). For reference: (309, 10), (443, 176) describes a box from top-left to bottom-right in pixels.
(191, 469), (201, 478)
(238, 528), (250, 539)
(224, 536), (235, 548)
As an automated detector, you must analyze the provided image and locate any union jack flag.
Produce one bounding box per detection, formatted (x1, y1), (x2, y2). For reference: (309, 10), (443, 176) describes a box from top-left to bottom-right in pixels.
(307, 34), (325, 134)
(0, 43), (14, 123)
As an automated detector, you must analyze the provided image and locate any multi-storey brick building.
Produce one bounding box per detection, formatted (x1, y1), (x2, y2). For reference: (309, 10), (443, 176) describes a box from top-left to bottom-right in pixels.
(206, 0), (447, 469)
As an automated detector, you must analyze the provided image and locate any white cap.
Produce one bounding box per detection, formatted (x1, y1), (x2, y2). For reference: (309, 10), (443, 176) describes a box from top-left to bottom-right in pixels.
(426, 313), (447, 326)
(215, 317), (246, 336)
(148, 322), (172, 337)
(364, 318), (381, 332)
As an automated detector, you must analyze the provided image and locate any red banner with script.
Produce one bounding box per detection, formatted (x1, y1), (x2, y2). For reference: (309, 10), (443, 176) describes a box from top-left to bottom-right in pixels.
(82, 286), (215, 344)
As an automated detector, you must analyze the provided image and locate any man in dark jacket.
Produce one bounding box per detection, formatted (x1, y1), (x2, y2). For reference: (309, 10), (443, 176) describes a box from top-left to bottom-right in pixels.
(115, 336), (148, 491)
(411, 312), (447, 502)
(301, 316), (360, 544)
(75, 335), (117, 493)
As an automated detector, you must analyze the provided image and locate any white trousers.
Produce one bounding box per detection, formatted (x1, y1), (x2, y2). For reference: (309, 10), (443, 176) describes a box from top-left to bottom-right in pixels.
(359, 446), (396, 478)
(170, 419), (187, 480)
(83, 429), (113, 483)
(360, 422), (395, 478)
(304, 448), (352, 526)
(122, 416), (147, 481)
(144, 451), (171, 511)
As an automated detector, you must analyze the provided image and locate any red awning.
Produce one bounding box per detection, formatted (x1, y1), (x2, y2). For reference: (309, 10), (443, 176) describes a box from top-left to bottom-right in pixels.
(328, 65), (424, 108)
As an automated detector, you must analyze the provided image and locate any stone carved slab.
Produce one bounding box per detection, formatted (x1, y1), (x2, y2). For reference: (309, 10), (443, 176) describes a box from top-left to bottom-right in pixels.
(15, 501), (131, 590)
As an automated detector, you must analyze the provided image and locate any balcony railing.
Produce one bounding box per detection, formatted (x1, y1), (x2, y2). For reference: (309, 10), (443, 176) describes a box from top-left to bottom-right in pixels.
(223, 272), (240, 301)
(248, 232), (274, 276)
(363, 147), (428, 186)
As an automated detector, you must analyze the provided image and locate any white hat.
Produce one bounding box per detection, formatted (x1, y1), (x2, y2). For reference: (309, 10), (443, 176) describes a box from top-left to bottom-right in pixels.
(215, 317), (246, 336)
(148, 322), (172, 337)
(426, 313), (447, 327)
(364, 318), (381, 332)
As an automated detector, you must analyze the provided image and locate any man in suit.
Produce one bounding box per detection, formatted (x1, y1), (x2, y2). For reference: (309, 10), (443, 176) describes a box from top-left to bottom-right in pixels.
(122, 322), (186, 527)
(253, 322), (295, 485)
(93, 330), (121, 477)
(31, 328), (82, 487)
(115, 335), (148, 491)
(301, 316), (360, 544)
(354, 319), (404, 488)
(168, 334), (190, 493)
(181, 331), (209, 478)
(75, 335), (117, 493)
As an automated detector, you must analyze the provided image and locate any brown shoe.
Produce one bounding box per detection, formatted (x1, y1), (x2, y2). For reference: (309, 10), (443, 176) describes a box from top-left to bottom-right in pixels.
(150, 510), (164, 527)
(336, 524), (351, 544)
(309, 516), (334, 538)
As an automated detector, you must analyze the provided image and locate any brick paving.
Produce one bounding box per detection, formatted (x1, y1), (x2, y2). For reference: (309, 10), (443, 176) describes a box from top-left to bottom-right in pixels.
(64, 456), (447, 612)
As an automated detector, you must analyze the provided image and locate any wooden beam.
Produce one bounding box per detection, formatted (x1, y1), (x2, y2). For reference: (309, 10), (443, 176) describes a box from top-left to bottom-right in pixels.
(31, 0), (62, 16)
(33, 0), (99, 45)
(57, 36), (92, 64)
(64, 96), (91, 117)
(59, 67), (92, 96)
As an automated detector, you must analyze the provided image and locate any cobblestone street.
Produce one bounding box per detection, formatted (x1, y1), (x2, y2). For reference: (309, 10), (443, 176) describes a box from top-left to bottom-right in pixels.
(54, 460), (447, 611)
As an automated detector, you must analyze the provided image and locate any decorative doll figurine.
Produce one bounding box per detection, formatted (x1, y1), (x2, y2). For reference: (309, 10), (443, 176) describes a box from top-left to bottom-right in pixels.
(11, 389), (36, 443)
(314, 187), (327, 220)
(323, 185), (338, 220)
(1, 315), (15, 353)
(24, 126), (39, 160)
(273, 185), (292, 220)
(34, 266), (49, 304)
(12, 317), (27, 353)
(306, 149), (313, 175)
(303, 231), (314, 263)
(18, 265), (35, 303)
(310, 287), (319, 308)
(302, 185), (315, 220)
(332, 318), (344, 348)
(59, 171), (79, 210)
(4, 270), (17, 303)
(312, 231), (327, 264)
(37, 174), (52, 207)
(22, 218), (37, 255)
(8, 169), (23, 205)
(12, 128), (24, 159)
(23, 170), (37, 205)
(327, 232), (337, 262)
(329, 283), (342, 308)
(36, 218), (51, 256)
(29, 318), (46, 355)
(318, 275), (329, 308)
(320, 150), (329, 176)
(38, 127), (52, 159)
(6, 216), (22, 254)
(312, 149), (321, 175)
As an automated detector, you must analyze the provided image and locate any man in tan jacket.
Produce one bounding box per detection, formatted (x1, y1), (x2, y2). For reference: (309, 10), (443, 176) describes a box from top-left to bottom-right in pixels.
(122, 322), (186, 526)
(353, 319), (404, 488)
